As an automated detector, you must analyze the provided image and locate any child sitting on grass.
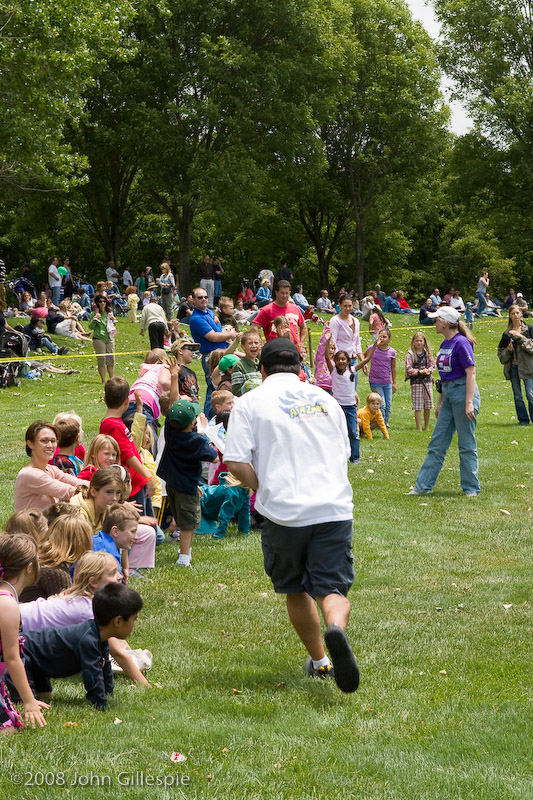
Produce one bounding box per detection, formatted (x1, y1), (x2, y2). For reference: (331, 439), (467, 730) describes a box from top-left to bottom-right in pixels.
(357, 392), (390, 440)
(52, 411), (86, 463)
(93, 504), (139, 570)
(18, 582), (143, 711)
(157, 399), (218, 566)
(19, 515), (94, 602)
(3, 510), (48, 543)
(51, 417), (84, 476)
(199, 472), (251, 540)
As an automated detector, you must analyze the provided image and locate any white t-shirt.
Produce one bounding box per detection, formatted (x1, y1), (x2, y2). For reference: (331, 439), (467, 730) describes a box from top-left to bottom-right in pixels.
(48, 263), (61, 288)
(224, 373), (353, 526)
(258, 268), (274, 286)
(331, 365), (357, 406)
(123, 269), (133, 287)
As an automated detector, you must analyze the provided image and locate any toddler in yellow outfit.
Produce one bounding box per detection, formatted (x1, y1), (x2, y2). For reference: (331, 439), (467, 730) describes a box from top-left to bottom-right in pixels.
(357, 392), (390, 440)
(126, 286), (140, 323)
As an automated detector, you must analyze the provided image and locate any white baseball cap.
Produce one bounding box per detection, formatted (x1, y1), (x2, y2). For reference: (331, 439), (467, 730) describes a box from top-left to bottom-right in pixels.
(427, 306), (461, 324)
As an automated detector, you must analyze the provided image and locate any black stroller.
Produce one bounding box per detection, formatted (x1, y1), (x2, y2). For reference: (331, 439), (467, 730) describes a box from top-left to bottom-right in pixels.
(0, 329), (30, 388)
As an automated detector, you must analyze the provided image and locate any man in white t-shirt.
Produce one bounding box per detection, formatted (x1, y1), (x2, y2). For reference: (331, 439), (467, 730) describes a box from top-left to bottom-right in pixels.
(122, 265), (133, 289)
(257, 267), (274, 290)
(225, 338), (359, 693)
(106, 260), (120, 284)
(315, 289), (333, 313)
(48, 257), (62, 306)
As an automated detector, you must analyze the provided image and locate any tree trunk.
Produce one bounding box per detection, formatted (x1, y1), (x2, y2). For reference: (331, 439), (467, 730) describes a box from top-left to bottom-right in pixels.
(179, 203), (194, 295)
(354, 216), (365, 298)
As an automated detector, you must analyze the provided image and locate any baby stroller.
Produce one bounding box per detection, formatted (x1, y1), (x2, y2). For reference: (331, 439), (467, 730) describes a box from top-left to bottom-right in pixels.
(112, 295), (128, 317)
(8, 276), (37, 302)
(0, 330), (30, 388)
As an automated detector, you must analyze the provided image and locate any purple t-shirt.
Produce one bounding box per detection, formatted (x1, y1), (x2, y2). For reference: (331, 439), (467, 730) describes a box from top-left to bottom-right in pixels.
(20, 595), (93, 631)
(436, 334), (475, 381)
(368, 346), (396, 385)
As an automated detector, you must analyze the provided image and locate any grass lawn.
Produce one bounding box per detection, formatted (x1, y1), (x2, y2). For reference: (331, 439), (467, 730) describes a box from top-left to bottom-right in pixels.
(0, 313), (531, 799)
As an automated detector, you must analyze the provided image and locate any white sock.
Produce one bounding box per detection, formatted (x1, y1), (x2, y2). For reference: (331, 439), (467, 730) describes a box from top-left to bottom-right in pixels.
(177, 553), (191, 566)
(312, 656), (331, 669)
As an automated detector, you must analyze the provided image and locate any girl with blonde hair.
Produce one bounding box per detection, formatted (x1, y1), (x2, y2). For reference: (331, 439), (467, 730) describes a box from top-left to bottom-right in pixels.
(19, 515), (93, 602)
(19, 551), (150, 685)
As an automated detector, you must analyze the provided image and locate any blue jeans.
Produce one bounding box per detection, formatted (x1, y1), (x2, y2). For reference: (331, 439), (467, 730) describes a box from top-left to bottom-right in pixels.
(201, 353), (215, 417)
(41, 336), (59, 354)
(370, 383), (392, 426)
(509, 364), (533, 424)
(415, 377), (481, 494)
(476, 292), (487, 316)
(341, 404), (360, 462)
(51, 286), (61, 306)
(123, 401), (159, 443)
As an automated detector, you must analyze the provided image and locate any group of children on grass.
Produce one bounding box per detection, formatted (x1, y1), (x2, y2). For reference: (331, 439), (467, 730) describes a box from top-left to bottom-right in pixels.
(0, 318), (436, 732)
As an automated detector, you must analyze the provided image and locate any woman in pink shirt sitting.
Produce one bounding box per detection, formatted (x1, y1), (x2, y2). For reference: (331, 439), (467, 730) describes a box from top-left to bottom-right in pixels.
(14, 421), (88, 512)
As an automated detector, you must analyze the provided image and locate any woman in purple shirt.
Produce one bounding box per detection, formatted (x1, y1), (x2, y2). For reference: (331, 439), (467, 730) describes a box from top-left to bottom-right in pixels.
(410, 307), (480, 496)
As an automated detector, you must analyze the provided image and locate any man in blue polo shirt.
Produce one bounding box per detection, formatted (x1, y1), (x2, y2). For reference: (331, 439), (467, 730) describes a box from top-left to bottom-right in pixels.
(189, 286), (237, 414)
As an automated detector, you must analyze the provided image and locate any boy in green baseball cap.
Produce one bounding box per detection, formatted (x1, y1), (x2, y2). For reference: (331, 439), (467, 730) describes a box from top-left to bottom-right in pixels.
(156, 399), (218, 566)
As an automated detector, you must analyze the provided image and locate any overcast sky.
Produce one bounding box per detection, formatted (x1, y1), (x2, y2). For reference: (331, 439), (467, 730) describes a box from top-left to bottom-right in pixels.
(405, 0), (472, 135)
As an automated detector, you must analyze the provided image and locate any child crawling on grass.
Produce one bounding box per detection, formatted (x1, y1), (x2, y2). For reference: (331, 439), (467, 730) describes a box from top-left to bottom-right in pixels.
(14, 583), (143, 710)
(357, 393), (389, 440)
(20, 551), (150, 686)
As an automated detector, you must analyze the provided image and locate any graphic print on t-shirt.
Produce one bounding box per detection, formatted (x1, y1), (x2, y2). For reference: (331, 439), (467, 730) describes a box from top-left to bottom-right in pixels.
(436, 347), (453, 373)
(278, 389), (329, 420)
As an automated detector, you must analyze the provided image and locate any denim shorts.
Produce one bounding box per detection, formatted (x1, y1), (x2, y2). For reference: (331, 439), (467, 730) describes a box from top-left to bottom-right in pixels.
(261, 518), (354, 598)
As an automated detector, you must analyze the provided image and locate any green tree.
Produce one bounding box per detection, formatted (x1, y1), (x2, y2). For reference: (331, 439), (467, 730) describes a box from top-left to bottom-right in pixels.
(320, 0), (448, 295)
(435, 1), (533, 287)
(0, 0), (133, 189)
(122, 0), (349, 293)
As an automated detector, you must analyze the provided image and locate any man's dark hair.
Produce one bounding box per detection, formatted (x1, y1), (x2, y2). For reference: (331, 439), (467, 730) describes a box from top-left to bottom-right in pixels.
(262, 361), (300, 376)
(277, 280), (291, 291)
(260, 338), (300, 377)
(104, 376), (130, 408)
(93, 583), (143, 626)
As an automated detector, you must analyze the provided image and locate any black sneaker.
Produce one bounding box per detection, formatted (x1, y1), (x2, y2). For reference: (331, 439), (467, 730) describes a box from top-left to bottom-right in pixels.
(304, 657), (334, 680)
(324, 624), (360, 693)
(58, 346), (70, 355)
